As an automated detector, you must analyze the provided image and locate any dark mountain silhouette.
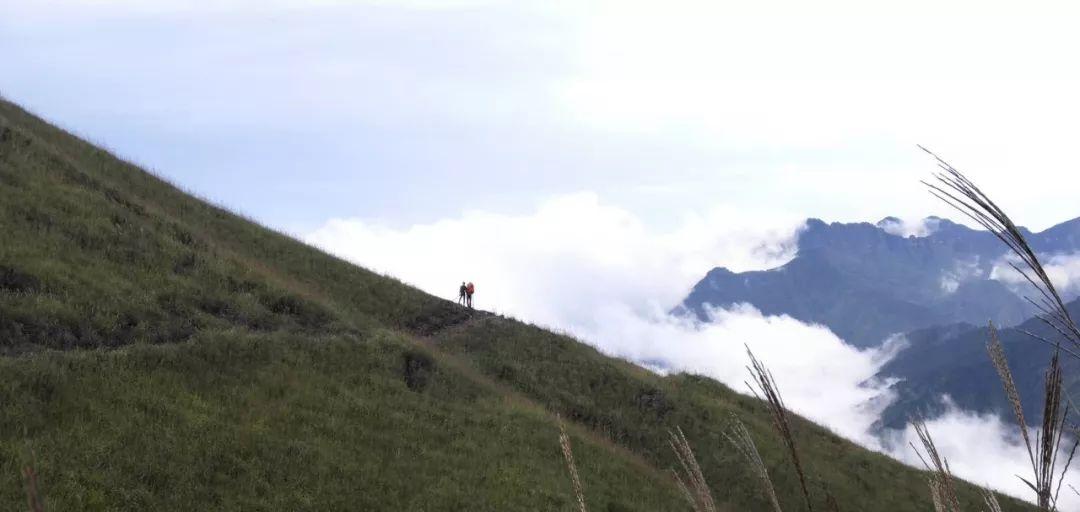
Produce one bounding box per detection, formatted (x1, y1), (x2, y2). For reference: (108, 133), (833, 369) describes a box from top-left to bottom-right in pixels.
(677, 216), (1080, 347)
(876, 301), (1080, 429)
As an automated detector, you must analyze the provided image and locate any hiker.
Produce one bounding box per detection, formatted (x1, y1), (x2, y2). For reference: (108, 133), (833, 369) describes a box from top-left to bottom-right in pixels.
(466, 282), (475, 308)
(458, 282), (467, 306)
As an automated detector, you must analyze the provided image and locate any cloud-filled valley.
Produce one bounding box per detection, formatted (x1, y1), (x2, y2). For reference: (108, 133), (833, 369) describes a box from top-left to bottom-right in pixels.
(305, 192), (1079, 506)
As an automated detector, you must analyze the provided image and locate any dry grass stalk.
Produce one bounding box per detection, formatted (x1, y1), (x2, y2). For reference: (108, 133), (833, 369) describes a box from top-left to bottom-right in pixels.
(1030, 350), (1079, 510)
(909, 417), (962, 512)
(668, 426), (716, 512)
(745, 347), (814, 511)
(557, 415), (588, 512)
(928, 478), (946, 512)
(987, 322), (1037, 472)
(921, 147), (1080, 356)
(982, 488), (1004, 512)
(987, 321), (1078, 509)
(923, 150), (1080, 509)
(23, 465), (43, 512)
(723, 415), (782, 512)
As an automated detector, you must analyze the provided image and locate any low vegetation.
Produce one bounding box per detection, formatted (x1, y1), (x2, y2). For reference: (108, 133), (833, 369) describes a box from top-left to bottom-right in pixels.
(0, 95), (1054, 511)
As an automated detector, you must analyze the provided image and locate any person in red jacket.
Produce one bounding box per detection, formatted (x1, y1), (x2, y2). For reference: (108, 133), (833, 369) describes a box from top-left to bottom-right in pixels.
(465, 282), (475, 308)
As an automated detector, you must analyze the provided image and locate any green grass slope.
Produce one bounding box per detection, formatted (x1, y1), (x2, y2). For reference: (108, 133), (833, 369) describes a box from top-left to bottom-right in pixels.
(0, 97), (1031, 511)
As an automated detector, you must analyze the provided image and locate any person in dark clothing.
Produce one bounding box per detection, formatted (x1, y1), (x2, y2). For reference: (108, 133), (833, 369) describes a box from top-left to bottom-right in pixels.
(458, 282), (468, 306)
(465, 282), (475, 308)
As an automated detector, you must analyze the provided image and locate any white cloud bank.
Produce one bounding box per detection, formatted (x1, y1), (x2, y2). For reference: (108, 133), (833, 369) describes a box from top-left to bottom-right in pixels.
(940, 256), (987, 295)
(877, 216), (942, 238)
(306, 192), (802, 328)
(993, 252), (1080, 300)
(306, 193), (1078, 507)
(884, 401), (1080, 508)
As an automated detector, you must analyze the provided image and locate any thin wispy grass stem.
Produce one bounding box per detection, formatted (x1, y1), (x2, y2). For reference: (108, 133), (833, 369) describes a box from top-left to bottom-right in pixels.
(557, 415), (588, 512)
(909, 417), (962, 512)
(920, 146), (1080, 354)
(723, 415), (783, 512)
(923, 149), (1080, 510)
(669, 426), (717, 512)
(745, 346), (814, 511)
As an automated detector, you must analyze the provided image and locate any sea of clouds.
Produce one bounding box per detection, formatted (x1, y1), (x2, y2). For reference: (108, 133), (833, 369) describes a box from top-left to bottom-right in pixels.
(992, 252), (1080, 302)
(306, 192), (1078, 507)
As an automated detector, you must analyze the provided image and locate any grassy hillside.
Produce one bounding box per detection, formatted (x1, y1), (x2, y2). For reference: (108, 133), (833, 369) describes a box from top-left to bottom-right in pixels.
(0, 97), (1032, 511)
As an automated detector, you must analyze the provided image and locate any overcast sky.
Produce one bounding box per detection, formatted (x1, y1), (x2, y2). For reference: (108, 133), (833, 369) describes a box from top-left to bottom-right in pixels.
(5, 0), (1080, 234)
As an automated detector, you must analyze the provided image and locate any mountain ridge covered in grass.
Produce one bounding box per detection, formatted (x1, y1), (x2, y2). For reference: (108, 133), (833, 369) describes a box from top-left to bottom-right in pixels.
(0, 97), (1032, 510)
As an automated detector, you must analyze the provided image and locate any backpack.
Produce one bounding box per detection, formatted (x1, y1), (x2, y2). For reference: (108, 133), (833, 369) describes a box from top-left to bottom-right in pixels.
(466, 283), (475, 294)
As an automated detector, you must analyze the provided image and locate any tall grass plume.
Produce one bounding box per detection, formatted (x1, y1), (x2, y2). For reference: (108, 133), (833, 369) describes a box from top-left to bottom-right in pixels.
(668, 426), (716, 512)
(558, 415), (588, 512)
(746, 346), (813, 511)
(910, 417), (962, 512)
(723, 415), (782, 512)
(922, 147), (1080, 357)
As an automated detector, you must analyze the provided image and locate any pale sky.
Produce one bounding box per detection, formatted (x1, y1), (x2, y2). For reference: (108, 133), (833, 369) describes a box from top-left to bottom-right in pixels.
(5, 0), (1080, 234)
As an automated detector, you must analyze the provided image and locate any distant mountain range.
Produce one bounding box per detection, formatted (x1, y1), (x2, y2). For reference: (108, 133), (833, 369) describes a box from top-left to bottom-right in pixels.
(677, 214), (1080, 425)
(876, 301), (1080, 429)
(677, 215), (1080, 348)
